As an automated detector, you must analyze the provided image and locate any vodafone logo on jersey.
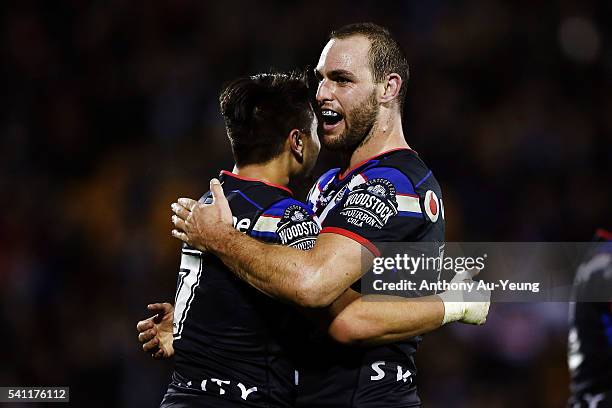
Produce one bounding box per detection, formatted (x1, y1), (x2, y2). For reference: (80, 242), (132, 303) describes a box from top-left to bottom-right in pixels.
(424, 190), (442, 223)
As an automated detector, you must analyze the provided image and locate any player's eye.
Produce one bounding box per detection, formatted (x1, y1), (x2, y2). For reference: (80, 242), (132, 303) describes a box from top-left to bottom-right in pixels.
(335, 76), (350, 84)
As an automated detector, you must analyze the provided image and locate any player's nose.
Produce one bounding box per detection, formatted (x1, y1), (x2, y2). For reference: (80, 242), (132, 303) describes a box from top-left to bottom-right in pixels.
(316, 79), (333, 104)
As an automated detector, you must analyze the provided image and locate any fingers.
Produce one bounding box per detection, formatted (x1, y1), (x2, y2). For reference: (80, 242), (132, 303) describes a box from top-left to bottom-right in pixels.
(148, 303), (173, 323)
(148, 302), (173, 314)
(170, 202), (191, 243)
(178, 197), (197, 211)
(138, 328), (157, 344)
(160, 302), (173, 313)
(142, 337), (160, 352)
(209, 179), (226, 204)
(450, 271), (470, 283)
(451, 268), (481, 283)
(171, 203), (191, 221)
(172, 229), (190, 244)
(172, 215), (188, 232)
(136, 318), (154, 333)
(466, 267), (481, 279)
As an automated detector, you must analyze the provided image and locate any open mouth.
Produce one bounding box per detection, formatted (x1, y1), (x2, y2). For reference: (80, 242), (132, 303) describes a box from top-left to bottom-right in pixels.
(321, 109), (344, 127)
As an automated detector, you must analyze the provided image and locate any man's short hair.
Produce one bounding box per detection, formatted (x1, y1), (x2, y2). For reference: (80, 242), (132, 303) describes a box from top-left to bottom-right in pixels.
(330, 23), (410, 112)
(219, 72), (314, 166)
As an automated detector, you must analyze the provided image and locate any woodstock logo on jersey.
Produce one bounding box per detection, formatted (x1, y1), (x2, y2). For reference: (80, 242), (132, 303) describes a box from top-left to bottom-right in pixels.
(340, 178), (398, 229)
(276, 205), (320, 250)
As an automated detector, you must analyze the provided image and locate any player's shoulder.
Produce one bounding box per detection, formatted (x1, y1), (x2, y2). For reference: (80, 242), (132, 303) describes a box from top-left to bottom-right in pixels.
(357, 165), (417, 195)
(221, 171), (294, 212)
(358, 149), (442, 197)
(354, 150), (444, 223)
(368, 149), (439, 189)
(261, 197), (316, 217)
(252, 197), (320, 249)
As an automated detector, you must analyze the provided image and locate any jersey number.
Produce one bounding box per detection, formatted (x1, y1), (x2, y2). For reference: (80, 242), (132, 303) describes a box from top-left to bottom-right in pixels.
(173, 250), (203, 339)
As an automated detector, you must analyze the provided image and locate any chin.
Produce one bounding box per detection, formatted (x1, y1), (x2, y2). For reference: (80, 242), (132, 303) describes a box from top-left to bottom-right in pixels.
(322, 132), (347, 151)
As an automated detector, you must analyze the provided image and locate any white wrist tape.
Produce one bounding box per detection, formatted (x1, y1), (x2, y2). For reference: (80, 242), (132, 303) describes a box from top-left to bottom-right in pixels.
(437, 292), (465, 325)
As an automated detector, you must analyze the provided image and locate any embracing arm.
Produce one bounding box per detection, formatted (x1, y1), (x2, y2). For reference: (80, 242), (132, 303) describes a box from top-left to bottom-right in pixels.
(324, 290), (444, 346)
(187, 220), (366, 308)
(324, 268), (491, 346)
(171, 179), (367, 308)
(172, 179), (489, 330)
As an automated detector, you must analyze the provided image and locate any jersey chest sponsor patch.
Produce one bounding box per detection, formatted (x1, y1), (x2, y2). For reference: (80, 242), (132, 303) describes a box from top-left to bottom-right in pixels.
(276, 205), (320, 250)
(424, 190), (441, 223)
(339, 178), (398, 229)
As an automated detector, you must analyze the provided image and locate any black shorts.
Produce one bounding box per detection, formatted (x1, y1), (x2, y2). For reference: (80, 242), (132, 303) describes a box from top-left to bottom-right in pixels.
(160, 384), (249, 408)
(160, 371), (295, 408)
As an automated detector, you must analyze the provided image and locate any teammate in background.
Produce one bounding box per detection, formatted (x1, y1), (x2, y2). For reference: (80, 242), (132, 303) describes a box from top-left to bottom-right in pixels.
(568, 228), (612, 408)
(170, 23), (489, 407)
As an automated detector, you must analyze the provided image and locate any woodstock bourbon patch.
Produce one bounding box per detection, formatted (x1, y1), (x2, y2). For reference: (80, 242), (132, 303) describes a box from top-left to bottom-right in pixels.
(276, 205), (320, 250)
(340, 178), (399, 229)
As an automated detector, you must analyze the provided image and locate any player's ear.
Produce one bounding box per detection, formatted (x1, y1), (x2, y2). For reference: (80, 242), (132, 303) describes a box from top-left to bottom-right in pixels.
(380, 73), (402, 104)
(289, 129), (304, 160)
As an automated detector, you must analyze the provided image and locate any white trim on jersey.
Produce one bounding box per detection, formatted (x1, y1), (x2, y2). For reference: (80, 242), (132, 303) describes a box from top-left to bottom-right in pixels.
(182, 248), (203, 256)
(348, 174), (367, 189)
(318, 188), (344, 224)
(252, 215), (281, 233)
(308, 184), (321, 207)
(318, 174), (370, 224)
(397, 194), (422, 213)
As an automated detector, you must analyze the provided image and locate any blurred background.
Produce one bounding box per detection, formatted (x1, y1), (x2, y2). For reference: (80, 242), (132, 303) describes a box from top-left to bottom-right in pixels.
(1, 0), (610, 406)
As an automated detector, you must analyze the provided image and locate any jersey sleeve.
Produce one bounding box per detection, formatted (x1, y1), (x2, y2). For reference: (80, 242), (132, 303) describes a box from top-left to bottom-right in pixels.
(250, 198), (321, 251)
(320, 167), (428, 256)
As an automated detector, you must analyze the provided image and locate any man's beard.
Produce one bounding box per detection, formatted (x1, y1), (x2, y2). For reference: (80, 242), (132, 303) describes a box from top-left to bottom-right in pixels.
(323, 90), (379, 152)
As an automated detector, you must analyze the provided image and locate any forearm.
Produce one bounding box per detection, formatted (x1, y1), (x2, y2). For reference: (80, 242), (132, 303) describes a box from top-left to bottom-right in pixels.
(206, 224), (334, 307)
(327, 294), (444, 346)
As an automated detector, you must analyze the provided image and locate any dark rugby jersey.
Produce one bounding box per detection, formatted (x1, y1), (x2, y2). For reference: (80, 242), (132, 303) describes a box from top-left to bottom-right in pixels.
(297, 148), (445, 408)
(568, 229), (612, 400)
(170, 170), (320, 407)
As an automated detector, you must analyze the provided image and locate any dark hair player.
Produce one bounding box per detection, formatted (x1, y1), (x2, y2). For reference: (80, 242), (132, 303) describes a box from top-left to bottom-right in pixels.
(140, 72), (322, 407)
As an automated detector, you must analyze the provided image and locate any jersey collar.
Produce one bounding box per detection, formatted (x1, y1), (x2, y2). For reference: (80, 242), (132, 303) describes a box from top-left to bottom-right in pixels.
(338, 147), (416, 181)
(220, 170), (293, 195)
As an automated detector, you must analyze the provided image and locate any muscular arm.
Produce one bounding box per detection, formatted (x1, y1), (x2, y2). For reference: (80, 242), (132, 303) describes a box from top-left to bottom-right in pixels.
(171, 181), (487, 334)
(174, 203), (446, 343)
(205, 224), (446, 342)
(324, 290), (444, 346)
(198, 222), (371, 308)
(324, 267), (491, 346)
(172, 182), (381, 308)
(213, 224), (477, 346)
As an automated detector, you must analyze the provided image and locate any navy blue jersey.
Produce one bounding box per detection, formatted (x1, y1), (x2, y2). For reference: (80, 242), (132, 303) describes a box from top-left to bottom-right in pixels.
(568, 230), (612, 402)
(169, 170), (320, 407)
(297, 148), (445, 408)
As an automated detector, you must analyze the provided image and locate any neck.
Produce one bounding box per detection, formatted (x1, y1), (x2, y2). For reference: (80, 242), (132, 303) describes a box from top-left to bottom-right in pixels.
(232, 158), (289, 187)
(348, 111), (409, 169)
